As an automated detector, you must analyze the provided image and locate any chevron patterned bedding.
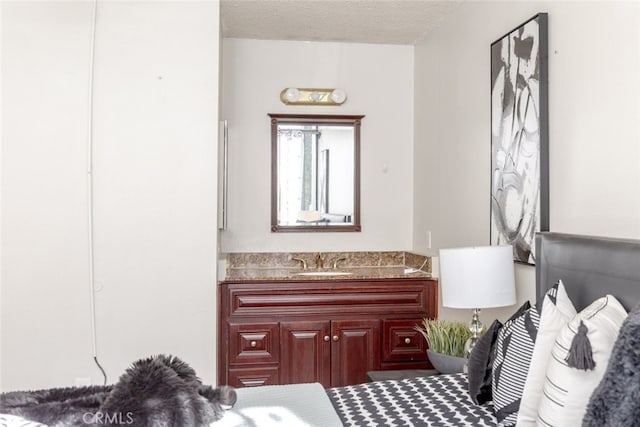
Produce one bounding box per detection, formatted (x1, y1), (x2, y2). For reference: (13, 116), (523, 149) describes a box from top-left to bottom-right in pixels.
(327, 373), (497, 427)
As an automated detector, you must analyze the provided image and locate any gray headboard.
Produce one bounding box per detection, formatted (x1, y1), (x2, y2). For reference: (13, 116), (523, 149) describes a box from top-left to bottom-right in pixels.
(536, 232), (640, 311)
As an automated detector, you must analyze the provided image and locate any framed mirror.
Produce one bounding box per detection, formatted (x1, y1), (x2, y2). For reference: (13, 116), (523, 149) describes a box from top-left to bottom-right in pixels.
(270, 114), (364, 232)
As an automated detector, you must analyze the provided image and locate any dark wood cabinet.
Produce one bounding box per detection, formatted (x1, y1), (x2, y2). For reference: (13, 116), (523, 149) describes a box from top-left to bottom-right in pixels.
(382, 319), (429, 364)
(330, 319), (380, 387)
(218, 278), (437, 388)
(280, 320), (331, 386)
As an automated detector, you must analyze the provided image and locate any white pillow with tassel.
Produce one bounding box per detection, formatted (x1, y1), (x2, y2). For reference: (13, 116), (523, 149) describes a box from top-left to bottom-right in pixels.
(536, 295), (627, 426)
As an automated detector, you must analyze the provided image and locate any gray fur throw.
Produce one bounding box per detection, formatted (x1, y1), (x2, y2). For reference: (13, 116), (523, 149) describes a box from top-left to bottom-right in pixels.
(582, 303), (640, 427)
(0, 355), (236, 427)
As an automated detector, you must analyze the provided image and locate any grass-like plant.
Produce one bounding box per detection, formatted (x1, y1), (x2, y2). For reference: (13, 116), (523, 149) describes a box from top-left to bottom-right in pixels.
(414, 318), (473, 358)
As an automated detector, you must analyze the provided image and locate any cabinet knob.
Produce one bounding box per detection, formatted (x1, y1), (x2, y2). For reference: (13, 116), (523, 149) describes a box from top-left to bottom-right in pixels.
(250, 340), (257, 348)
(332, 335), (339, 342)
(324, 335), (330, 342)
(404, 338), (411, 344)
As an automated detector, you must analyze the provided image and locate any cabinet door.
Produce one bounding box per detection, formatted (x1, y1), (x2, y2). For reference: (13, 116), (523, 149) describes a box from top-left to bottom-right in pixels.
(331, 319), (381, 387)
(280, 321), (331, 387)
(382, 319), (428, 362)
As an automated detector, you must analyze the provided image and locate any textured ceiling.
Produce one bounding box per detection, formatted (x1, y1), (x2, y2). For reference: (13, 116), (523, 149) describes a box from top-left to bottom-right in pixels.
(220, 0), (463, 45)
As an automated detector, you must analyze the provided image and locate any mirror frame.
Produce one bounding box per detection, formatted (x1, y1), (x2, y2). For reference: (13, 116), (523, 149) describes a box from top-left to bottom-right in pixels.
(270, 113), (364, 233)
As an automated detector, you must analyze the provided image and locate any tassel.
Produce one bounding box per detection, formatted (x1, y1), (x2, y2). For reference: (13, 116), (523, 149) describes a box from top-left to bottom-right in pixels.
(565, 320), (596, 370)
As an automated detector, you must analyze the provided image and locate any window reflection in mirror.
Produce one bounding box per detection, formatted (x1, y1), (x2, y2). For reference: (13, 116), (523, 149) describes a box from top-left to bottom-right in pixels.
(270, 114), (363, 232)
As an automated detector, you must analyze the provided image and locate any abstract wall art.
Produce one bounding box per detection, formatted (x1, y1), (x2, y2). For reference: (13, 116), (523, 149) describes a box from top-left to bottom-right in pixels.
(490, 13), (549, 265)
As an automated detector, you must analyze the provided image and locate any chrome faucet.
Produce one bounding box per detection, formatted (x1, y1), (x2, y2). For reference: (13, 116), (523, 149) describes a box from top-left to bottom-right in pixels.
(331, 256), (347, 270)
(291, 256), (307, 270)
(315, 252), (325, 269)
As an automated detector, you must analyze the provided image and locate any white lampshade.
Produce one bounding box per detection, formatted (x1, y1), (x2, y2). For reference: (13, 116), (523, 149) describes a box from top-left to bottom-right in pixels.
(440, 245), (516, 309)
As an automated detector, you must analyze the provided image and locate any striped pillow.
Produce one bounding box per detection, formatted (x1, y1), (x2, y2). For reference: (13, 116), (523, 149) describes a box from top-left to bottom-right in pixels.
(517, 280), (577, 426)
(491, 301), (540, 427)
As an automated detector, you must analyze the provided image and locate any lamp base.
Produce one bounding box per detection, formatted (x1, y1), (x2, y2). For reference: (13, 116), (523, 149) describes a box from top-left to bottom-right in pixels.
(464, 308), (485, 358)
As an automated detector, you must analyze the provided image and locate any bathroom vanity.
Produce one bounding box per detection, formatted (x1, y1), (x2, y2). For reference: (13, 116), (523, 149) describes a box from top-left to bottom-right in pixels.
(218, 267), (437, 388)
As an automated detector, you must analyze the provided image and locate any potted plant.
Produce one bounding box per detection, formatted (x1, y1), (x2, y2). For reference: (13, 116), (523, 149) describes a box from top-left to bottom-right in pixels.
(415, 318), (472, 374)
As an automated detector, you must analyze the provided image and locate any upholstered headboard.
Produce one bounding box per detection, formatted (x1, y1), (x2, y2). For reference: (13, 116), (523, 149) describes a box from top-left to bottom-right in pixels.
(536, 232), (640, 311)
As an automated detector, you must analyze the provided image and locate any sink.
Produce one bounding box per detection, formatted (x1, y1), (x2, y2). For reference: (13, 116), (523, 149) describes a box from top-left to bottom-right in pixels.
(295, 271), (353, 277)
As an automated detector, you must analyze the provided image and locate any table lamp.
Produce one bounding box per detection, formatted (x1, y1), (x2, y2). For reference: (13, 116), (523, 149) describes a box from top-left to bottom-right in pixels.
(439, 245), (516, 356)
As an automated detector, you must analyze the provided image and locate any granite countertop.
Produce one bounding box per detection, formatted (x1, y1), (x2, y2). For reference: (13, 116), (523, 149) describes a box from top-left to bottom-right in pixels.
(224, 266), (432, 282)
(222, 250), (433, 282)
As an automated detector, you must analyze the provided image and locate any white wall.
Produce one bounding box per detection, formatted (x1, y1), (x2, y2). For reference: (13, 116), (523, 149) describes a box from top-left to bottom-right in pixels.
(220, 39), (415, 253)
(1, 1), (220, 391)
(414, 1), (640, 322)
(1, 0), (5, 390)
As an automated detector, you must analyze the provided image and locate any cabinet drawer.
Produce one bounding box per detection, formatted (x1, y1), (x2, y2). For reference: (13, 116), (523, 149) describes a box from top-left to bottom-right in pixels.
(228, 366), (279, 388)
(225, 280), (435, 317)
(382, 319), (428, 362)
(229, 323), (279, 365)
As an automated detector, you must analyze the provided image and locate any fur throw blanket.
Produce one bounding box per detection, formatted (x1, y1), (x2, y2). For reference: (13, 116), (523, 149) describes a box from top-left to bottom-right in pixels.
(0, 355), (236, 427)
(582, 303), (640, 427)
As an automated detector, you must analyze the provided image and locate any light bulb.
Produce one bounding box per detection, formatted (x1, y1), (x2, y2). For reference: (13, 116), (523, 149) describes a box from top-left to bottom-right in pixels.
(284, 88), (300, 103)
(330, 89), (347, 104)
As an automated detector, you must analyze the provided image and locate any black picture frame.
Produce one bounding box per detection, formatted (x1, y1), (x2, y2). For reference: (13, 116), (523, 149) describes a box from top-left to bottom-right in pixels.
(490, 13), (549, 265)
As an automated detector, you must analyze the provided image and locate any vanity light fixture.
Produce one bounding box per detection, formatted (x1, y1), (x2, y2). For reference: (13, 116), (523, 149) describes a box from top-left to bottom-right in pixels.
(280, 88), (347, 106)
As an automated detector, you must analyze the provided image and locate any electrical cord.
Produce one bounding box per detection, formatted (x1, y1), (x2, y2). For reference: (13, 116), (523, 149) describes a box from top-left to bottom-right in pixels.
(416, 256), (429, 271)
(86, 0), (107, 386)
